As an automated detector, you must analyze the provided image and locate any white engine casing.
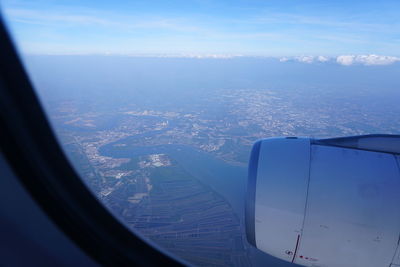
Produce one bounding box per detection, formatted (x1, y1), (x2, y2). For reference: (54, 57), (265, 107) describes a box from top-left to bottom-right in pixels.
(246, 135), (400, 267)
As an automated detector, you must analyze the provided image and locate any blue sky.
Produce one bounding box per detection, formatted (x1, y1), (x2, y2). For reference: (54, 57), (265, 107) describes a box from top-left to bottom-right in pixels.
(1, 0), (400, 56)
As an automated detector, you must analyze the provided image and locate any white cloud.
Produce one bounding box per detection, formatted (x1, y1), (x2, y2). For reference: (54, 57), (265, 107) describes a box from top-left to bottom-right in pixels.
(336, 55), (355, 66)
(279, 54), (399, 66)
(295, 56), (315, 63)
(159, 54), (242, 59)
(279, 55), (331, 64)
(317, 56), (329, 62)
(336, 54), (400, 66)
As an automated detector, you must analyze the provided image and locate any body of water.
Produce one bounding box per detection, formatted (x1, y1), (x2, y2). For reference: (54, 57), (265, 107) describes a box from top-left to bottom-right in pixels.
(100, 142), (248, 219)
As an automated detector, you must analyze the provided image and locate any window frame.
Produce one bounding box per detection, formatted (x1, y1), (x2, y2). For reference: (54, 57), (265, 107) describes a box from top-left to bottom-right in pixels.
(0, 16), (183, 267)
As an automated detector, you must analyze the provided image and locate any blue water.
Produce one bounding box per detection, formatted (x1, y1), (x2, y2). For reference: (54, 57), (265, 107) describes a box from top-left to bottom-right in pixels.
(100, 142), (247, 219)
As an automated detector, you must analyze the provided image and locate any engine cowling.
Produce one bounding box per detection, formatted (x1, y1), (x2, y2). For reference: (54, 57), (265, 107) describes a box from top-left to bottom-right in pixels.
(246, 135), (400, 267)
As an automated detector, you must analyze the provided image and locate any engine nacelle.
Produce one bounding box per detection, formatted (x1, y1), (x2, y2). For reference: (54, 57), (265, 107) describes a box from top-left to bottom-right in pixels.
(245, 135), (400, 267)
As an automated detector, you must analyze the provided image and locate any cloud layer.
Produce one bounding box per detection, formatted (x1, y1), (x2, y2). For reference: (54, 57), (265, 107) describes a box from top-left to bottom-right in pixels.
(280, 55), (400, 66)
(336, 55), (400, 66)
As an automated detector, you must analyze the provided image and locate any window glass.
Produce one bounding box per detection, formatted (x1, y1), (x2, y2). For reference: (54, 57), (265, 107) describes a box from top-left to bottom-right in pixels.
(2, 1), (399, 266)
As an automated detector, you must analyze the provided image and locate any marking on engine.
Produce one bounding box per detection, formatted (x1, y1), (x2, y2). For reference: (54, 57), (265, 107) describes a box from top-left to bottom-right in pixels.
(299, 255), (318, 262)
(291, 234), (301, 263)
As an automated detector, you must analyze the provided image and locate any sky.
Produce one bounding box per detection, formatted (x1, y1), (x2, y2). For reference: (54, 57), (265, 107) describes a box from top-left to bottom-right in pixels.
(1, 0), (400, 58)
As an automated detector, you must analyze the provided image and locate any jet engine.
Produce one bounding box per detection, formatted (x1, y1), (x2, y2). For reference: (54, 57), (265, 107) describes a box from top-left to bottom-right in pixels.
(246, 135), (400, 267)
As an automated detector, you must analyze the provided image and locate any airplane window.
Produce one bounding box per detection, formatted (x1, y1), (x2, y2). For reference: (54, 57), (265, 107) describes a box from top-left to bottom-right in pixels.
(1, 1), (400, 266)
